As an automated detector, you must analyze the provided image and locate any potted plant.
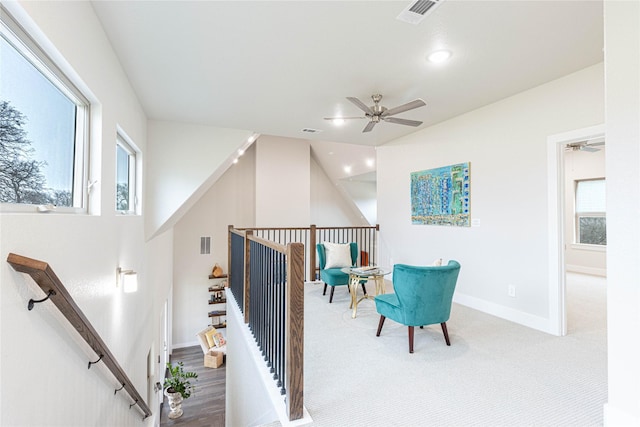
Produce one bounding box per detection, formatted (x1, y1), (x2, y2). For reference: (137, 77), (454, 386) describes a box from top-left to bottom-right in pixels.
(163, 362), (198, 419)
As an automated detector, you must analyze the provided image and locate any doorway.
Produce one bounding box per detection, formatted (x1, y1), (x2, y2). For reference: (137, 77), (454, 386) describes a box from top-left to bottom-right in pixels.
(547, 124), (605, 336)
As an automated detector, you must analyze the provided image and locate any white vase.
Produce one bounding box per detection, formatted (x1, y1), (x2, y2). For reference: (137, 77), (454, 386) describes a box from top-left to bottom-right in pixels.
(165, 389), (184, 419)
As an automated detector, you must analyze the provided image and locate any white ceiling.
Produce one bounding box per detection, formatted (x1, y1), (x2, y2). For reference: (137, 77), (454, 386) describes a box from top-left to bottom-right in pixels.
(90, 0), (603, 180)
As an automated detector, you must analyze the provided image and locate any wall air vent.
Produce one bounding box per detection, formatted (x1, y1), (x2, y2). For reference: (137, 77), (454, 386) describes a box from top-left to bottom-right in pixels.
(302, 128), (322, 133)
(397, 0), (445, 25)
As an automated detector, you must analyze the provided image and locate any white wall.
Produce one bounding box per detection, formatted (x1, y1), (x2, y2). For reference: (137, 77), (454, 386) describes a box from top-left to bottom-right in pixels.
(146, 120), (252, 239)
(173, 140), (371, 347)
(603, 1), (640, 424)
(0, 2), (168, 425)
(563, 147), (606, 276)
(255, 136), (311, 227)
(310, 157), (368, 226)
(341, 178), (377, 225)
(172, 144), (256, 347)
(377, 63), (604, 333)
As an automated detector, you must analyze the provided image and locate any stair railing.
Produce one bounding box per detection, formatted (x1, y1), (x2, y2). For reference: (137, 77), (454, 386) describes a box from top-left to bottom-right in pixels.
(227, 228), (304, 421)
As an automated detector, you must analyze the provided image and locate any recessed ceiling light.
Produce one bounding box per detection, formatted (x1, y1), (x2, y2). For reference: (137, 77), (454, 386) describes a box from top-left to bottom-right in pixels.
(344, 165), (352, 174)
(427, 49), (452, 63)
(366, 158), (375, 167)
(233, 158), (238, 164)
(238, 149), (245, 156)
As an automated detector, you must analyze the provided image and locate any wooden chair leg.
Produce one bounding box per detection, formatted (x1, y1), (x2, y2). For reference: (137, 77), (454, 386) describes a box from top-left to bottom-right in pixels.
(376, 316), (386, 336)
(322, 283), (327, 295)
(408, 326), (414, 353)
(441, 322), (451, 346)
(329, 286), (336, 303)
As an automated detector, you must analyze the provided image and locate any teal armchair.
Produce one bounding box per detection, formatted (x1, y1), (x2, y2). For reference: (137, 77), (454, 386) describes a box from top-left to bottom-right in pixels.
(375, 261), (461, 353)
(316, 242), (366, 303)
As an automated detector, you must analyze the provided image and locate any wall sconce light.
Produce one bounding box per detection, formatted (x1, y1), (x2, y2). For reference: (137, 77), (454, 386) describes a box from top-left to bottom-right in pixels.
(116, 267), (138, 293)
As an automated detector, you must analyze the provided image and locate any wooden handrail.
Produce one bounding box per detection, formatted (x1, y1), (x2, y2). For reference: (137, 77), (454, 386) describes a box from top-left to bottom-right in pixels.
(6, 253), (152, 419)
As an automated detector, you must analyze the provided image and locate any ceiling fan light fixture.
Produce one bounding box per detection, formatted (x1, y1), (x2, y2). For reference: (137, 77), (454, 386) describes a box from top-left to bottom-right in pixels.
(427, 49), (452, 63)
(332, 118), (346, 126)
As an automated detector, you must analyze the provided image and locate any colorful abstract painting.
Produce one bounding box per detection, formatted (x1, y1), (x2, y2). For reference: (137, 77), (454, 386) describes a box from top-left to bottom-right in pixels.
(411, 162), (470, 226)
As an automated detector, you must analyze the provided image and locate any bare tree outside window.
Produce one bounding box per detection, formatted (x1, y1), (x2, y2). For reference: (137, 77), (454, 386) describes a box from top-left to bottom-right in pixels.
(1, 12), (88, 210)
(0, 101), (71, 205)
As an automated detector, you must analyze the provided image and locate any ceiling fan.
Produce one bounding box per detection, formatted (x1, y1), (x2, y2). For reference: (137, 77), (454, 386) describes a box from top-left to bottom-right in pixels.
(324, 94), (426, 133)
(565, 140), (605, 152)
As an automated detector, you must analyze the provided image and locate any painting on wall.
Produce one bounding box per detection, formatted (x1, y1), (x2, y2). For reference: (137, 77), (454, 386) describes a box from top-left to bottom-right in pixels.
(411, 162), (470, 226)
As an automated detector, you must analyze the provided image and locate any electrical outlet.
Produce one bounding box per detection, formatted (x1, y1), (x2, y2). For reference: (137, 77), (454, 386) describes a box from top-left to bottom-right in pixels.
(508, 284), (516, 298)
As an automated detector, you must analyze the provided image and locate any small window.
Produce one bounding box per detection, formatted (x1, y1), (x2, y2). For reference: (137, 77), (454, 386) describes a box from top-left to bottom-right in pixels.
(0, 7), (89, 211)
(575, 178), (606, 245)
(116, 133), (137, 213)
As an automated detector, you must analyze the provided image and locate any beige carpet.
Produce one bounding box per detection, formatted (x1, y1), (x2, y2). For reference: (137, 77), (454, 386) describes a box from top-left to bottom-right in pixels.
(300, 273), (607, 427)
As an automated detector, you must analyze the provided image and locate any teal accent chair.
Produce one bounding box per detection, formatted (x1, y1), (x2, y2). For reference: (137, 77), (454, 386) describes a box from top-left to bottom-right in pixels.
(316, 243), (367, 303)
(375, 261), (461, 353)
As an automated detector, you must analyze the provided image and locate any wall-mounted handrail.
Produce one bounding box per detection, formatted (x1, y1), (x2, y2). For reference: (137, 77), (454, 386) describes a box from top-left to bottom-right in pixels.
(6, 253), (152, 419)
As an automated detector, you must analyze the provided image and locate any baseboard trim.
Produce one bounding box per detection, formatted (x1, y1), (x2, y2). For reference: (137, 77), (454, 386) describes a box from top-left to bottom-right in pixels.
(172, 340), (199, 350)
(453, 292), (556, 335)
(566, 264), (607, 277)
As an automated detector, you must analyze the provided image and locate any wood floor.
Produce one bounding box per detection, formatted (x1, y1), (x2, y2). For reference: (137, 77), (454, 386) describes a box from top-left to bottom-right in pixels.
(160, 346), (226, 427)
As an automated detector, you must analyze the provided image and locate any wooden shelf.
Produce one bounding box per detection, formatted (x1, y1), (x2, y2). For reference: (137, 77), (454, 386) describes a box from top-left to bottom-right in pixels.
(207, 268), (227, 335)
(210, 323), (226, 329)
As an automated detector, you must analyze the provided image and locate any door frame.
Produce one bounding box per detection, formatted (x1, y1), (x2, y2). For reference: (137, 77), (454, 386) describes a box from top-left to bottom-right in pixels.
(547, 124), (605, 336)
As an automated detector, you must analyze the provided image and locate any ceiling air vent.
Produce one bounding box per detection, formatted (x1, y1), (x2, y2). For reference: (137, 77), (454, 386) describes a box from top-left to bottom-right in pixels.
(397, 0), (445, 25)
(302, 128), (322, 133)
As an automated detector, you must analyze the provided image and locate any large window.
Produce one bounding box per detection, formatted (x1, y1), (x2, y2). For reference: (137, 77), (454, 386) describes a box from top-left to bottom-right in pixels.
(116, 133), (137, 213)
(0, 7), (89, 211)
(575, 178), (606, 245)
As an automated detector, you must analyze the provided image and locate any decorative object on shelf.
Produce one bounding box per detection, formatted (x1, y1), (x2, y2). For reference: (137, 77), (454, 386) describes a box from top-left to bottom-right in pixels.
(163, 361), (197, 419)
(211, 263), (224, 278)
(208, 267), (227, 328)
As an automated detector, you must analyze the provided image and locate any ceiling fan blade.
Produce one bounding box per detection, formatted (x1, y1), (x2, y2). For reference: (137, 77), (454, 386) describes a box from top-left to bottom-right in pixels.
(381, 99), (426, 117)
(581, 146), (600, 152)
(347, 97), (374, 115)
(383, 117), (423, 127)
(362, 121), (376, 132)
(323, 116), (367, 121)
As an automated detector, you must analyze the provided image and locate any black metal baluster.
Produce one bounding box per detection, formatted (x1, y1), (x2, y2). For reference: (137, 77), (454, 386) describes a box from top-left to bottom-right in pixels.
(266, 249), (273, 367)
(282, 254), (287, 391)
(274, 253), (283, 387)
